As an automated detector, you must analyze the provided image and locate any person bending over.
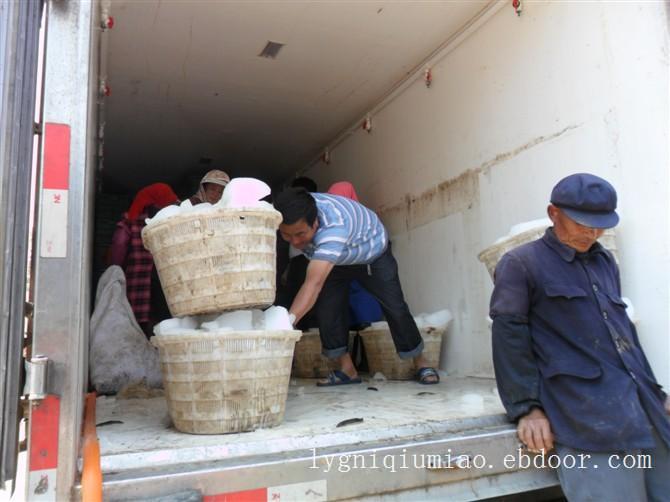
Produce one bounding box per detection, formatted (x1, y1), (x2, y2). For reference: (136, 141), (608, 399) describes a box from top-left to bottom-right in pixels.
(274, 187), (439, 386)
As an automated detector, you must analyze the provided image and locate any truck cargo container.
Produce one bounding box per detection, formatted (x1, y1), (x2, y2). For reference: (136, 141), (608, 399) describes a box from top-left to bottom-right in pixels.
(1, 0), (668, 500)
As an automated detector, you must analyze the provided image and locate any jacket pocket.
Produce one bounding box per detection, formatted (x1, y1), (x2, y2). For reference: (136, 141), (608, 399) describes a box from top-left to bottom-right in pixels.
(542, 359), (602, 379)
(544, 284), (587, 299)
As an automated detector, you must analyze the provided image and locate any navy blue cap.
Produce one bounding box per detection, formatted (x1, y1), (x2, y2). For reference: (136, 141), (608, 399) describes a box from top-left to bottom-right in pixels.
(550, 173), (619, 229)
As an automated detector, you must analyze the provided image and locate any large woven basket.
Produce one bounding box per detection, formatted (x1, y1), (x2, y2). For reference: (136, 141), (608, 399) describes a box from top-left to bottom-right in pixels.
(152, 329), (302, 434)
(477, 226), (618, 280)
(291, 330), (355, 379)
(142, 208), (282, 317)
(359, 326), (445, 380)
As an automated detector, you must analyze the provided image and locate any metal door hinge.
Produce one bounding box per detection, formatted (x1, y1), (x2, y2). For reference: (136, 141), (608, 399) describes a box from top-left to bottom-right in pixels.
(33, 122), (42, 135)
(23, 355), (49, 401)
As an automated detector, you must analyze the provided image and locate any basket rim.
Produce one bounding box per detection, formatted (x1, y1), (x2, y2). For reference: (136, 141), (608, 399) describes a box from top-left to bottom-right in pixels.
(477, 226), (616, 262)
(359, 326), (448, 336)
(151, 329), (302, 345)
(299, 329), (358, 335)
(477, 225), (548, 261)
(142, 206), (282, 236)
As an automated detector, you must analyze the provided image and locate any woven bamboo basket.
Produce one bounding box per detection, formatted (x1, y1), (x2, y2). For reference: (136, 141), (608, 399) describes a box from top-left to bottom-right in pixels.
(291, 330), (355, 378)
(142, 208), (282, 317)
(152, 329), (302, 434)
(359, 326), (445, 380)
(477, 226), (618, 280)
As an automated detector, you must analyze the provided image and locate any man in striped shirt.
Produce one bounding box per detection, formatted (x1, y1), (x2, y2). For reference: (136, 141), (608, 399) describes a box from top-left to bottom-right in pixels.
(274, 188), (439, 386)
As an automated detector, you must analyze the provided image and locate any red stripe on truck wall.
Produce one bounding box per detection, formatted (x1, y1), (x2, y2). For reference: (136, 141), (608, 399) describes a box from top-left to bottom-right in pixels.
(43, 123), (70, 190)
(29, 395), (60, 471)
(203, 488), (267, 502)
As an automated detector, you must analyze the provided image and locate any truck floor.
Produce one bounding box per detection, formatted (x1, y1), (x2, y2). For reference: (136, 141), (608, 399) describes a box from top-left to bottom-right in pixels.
(92, 376), (507, 476)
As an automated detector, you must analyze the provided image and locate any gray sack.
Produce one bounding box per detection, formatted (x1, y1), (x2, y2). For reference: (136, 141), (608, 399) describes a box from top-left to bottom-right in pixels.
(89, 265), (162, 394)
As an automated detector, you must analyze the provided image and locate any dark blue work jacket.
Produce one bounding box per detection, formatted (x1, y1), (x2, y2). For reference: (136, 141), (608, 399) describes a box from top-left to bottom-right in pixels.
(490, 228), (669, 452)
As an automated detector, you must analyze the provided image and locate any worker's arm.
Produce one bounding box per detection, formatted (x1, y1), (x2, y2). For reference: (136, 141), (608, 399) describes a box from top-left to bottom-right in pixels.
(492, 314), (554, 452)
(289, 259), (334, 326)
(491, 314), (543, 421)
(490, 254), (552, 450)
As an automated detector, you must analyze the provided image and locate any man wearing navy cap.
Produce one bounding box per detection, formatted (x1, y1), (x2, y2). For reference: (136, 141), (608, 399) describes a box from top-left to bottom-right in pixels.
(490, 173), (670, 500)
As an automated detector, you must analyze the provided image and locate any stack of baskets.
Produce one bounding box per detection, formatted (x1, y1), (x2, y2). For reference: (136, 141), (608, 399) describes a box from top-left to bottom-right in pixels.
(143, 207), (302, 434)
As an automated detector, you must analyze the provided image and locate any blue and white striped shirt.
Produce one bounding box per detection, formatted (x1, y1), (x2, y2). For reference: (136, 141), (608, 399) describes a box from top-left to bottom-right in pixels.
(303, 193), (388, 265)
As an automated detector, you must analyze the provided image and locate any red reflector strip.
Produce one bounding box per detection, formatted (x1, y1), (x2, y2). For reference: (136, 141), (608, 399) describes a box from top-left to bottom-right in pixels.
(29, 395), (60, 471)
(43, 123), (70, 190)
(204, 488), (267, 502)
(205, 480), (327, 501)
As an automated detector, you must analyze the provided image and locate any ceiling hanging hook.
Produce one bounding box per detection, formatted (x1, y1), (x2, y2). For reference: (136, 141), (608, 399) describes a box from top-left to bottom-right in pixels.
(362, 115), (372, 133)
(99, 78), (111, 97)
(100, 0), (115, 30)
(321, 148), (331, 165)
(101, 15), (115, 30)
(424, 68), (433, 88)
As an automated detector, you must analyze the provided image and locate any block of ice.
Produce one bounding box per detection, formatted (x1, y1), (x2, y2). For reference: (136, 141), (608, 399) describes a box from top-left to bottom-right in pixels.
(154, 316), (198, 335)
(254, 201), (276, 211)
(217, 178), (271, 208)
(199, 320), (219, 331)
(414, 316), (425, 329)
(154, 318), (180, 336)
(264, 306), (292, 330)
(251, 309), (265, 330)
(215, 310), (255, 331)
(144, 178), (277, 229)
(179, 316), (199, 330)
(200, 324), (233, 333)
(423, 309), (453, 329)
(367, 321), (389, 330)
(189, 202), (213, 214)
(145, 205), (181, 226)
(493, 218), (551, 244)
(371, 372), (387, 382)
(414, 309), (452, 331)
(508, 218), (551, 237)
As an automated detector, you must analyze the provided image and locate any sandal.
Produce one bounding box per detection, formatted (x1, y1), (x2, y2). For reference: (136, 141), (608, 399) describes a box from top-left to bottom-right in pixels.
(316, 370), (362, 387)
(416, 367), (440, 385)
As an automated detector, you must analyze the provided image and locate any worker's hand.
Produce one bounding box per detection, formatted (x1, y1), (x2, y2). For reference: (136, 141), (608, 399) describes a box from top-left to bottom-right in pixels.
(665, 395), (670, 415)
(517, 408), (554, 453)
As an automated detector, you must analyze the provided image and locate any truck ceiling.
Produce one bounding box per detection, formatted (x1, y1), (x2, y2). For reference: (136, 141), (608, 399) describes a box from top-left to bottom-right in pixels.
(103, 0), (490, 192)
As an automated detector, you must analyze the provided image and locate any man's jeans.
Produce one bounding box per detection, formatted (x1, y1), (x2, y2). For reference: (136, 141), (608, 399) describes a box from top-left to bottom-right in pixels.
(315, 244), (424, 360)
(555, 423), (670, 502)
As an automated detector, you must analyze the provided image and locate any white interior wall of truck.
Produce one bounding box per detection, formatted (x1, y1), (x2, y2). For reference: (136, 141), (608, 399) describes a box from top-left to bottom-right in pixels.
(303, 1), (670, 388)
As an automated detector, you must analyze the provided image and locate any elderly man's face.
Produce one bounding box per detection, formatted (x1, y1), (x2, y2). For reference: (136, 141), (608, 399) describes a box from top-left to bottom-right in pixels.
(548, 205), (604, 253)
(279, 218), (318, 250)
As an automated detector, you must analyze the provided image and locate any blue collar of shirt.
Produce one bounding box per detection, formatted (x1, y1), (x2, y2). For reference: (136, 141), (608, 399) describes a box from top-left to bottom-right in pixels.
(542, 227), (607, 263)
